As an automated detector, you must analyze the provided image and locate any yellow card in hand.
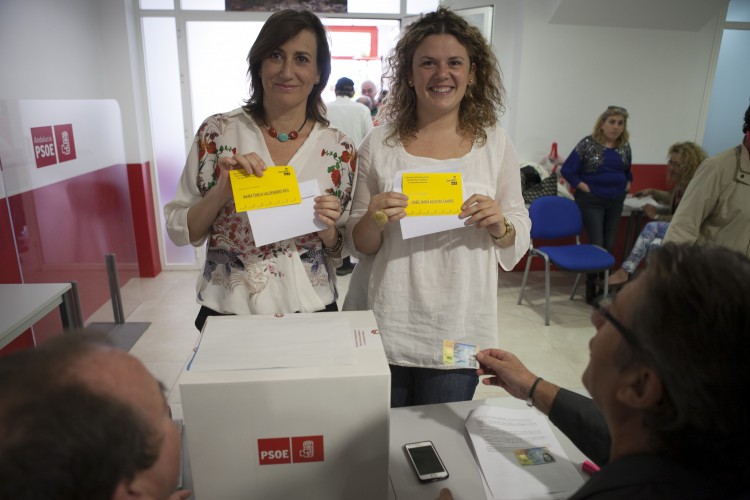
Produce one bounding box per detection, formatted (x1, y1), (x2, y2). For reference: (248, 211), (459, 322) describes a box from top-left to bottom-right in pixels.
(229, 166), (302, 212)
(402, 172), (463, 216)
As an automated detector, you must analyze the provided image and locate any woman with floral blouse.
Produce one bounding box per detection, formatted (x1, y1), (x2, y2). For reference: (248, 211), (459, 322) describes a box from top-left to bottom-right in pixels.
(165, 10), (356, 331)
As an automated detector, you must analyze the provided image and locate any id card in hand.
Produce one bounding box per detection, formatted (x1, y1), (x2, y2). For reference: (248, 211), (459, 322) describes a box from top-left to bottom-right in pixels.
(443, 340), (478, 369)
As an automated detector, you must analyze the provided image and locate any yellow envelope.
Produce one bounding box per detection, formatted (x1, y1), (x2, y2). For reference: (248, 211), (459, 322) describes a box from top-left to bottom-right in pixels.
(229, 166), (302, 212)
(402, 172), (463, 216)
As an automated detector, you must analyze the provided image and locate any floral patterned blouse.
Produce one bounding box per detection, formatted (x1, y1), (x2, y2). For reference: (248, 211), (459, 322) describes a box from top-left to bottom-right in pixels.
(165, 108), (356, 315)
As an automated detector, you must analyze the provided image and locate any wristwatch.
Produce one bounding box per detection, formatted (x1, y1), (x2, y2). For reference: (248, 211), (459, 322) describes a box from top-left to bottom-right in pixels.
(492, 217), (514, 243)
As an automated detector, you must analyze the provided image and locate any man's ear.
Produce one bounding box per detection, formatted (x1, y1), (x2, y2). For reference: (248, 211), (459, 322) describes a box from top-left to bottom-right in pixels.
(616, 365), (663, 410)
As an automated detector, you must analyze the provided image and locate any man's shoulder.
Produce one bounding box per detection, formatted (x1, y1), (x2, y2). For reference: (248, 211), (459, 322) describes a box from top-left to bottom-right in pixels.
(692, 146), (741, 180)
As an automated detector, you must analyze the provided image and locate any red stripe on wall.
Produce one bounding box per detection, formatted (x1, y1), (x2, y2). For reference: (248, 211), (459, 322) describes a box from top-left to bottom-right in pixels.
(0, 193), (22, 284)
(127, 161), (162, 278)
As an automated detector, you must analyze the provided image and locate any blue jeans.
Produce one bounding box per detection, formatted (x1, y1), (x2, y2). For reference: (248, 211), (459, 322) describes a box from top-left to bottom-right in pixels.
(621, 221), (669, 273)
(389, 365), (478, 408)
(574, 190), (626, 252)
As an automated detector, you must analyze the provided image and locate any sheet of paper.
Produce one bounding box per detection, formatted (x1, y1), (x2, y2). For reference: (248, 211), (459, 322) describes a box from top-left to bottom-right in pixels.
(230, 165), (302, 212)
(188, 315), (354, 371)
(247, 180), (326, 247)
(465, 405), (583, 500)
(623, 195), (658, 210)
(402, 172), (463, 216)
(395, 165), (467, 239)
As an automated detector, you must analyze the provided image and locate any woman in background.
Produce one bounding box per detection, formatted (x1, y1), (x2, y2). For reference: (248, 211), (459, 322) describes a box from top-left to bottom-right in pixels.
(561, 106), (632, 303)
(164, 10), (355, 331)
(609, 141), (707, 286)
(346, 8), (530, 407)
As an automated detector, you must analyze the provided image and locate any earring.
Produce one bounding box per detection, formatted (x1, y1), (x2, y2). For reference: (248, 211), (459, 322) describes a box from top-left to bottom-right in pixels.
(408, 80), (413, 87)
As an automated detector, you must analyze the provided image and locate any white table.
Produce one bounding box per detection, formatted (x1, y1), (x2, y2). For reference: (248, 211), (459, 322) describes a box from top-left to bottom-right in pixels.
(175, 395), (591, 500)
(0, 283), (81, 349)
(388, 397), (589, 500)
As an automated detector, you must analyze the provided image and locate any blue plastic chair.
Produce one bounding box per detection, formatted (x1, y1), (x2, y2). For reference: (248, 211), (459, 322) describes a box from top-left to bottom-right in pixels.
(517, 196), (615, 325)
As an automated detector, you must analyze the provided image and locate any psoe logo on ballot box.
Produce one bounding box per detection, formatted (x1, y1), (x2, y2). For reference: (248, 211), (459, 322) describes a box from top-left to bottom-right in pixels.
(258, 435), (324, 465)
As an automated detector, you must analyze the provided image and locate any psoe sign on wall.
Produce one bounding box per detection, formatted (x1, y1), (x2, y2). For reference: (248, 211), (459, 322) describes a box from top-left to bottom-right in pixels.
(30, 123), (77, 168)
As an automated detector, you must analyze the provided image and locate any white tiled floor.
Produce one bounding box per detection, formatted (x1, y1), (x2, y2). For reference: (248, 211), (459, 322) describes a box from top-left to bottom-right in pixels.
(88, 268), (595, 405)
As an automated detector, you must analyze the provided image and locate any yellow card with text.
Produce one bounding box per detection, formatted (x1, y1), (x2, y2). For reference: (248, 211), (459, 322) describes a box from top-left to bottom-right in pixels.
(402, 172), (463, 216)
(229, 166), (302, 212)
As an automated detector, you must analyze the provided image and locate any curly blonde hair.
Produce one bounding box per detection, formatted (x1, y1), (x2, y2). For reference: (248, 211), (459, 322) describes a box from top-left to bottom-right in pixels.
(381, 7), (505, 146)
(668, 141), (708, 189)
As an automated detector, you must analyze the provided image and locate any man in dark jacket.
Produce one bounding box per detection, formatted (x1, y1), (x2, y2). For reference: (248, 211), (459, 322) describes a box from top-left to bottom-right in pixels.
(440, 243), (750, 499)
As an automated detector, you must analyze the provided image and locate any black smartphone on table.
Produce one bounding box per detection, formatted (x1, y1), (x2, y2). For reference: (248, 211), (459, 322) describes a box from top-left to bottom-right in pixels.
(403, 441), (450, 483)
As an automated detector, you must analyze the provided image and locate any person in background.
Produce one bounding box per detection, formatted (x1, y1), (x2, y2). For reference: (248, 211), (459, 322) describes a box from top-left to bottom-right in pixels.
(326, 76), (373, 147)
(356, 95), (373, 111)
(608, 141), (707, 286)
(326, 76), (373, 276)
(0, 333), (189, 500)
(164, 10), (356, 331)
(561, 106), (633, 303)
(664, 101), (750, 257)
(361, 79), (380, 119)
(439, 243), (750, 500)
(347, 8), (530, 407)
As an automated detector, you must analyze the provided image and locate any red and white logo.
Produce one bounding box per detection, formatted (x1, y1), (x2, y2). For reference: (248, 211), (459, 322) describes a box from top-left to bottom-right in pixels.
(292, 435), (324, 463)
(30, 126), (57, 168)
(258, 437), (291, 465)
(258, 435), (324, 465)
(54, 124), (77, 163)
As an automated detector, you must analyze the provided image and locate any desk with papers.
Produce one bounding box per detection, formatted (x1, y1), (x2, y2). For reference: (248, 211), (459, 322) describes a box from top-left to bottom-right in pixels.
(388, 397), (589, 500)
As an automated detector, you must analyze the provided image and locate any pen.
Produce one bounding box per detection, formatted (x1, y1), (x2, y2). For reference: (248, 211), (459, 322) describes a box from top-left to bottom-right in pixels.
(582, 460), (600, 475)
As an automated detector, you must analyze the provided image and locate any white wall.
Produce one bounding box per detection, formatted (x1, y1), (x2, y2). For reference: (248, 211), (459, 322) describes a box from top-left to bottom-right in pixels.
(516, 2), (719, 163)
(442, 0), (722, 164)
(0, 0), (151, 165)
(0, 0), (106, 100)
(0, 0), (726, 170)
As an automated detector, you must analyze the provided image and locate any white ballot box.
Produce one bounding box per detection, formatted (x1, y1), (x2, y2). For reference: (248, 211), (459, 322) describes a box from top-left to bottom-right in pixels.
(180, 310), (390, 500)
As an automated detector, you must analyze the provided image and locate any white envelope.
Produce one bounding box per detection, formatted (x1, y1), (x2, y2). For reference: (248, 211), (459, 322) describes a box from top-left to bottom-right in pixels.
(247, 180), (326, 247)
(395, 165), (467, 239)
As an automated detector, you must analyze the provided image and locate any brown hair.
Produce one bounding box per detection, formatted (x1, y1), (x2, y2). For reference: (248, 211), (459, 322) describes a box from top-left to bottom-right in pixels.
(242, 9), (331, 127)
(381, 7), (505, 146)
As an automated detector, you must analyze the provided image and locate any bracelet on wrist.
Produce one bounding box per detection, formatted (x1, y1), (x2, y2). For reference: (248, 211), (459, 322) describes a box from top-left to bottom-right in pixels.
(323, 227), (344, 256)
(491, 217), (515, 244)
(526, 376), (543, 407)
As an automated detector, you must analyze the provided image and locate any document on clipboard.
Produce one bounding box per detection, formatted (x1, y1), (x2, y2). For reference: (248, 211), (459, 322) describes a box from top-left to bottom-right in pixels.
(465, 405), (584, 499)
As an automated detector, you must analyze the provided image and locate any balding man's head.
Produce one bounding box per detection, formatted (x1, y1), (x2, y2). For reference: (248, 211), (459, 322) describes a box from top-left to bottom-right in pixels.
(0, 333), (182, 499)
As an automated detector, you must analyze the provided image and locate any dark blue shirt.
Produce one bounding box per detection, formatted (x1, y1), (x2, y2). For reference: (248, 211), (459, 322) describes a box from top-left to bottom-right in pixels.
(561, 135), (632, 199)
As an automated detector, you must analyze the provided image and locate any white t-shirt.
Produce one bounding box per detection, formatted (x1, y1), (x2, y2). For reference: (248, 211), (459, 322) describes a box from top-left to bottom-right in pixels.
(346, 124), (530, 368)
(326, 96), (373, 147)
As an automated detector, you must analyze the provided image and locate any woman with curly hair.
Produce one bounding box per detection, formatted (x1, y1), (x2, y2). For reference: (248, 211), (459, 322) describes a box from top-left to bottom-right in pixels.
(609, 141), (708, 286)
(345, 8), (530, 407)
(164, 10), (356, 331)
